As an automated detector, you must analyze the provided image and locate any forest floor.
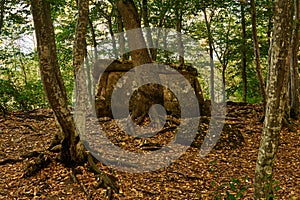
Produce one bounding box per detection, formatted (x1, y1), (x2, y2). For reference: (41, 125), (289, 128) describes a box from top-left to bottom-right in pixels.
(0, 104), (299, 199)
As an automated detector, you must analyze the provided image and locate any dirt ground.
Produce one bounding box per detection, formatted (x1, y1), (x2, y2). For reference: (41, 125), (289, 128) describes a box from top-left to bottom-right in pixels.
(0, 104), (299, 199)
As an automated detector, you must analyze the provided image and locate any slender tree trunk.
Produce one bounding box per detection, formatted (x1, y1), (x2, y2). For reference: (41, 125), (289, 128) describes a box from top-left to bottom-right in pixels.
(116, 8), (128, 60)
(72, 0), (90, 163)
(176, 0), (184, 66)
(290, 0), (300, 119)
(73, 0), (89, 73)
(254, 0), (293, 199)
(0, 0), (5, 34)
(241, 3), (247, 103)
(88, 18), (98, 61)
(163, 28), (170, 63)
(31, 0), (79, 165)
(250, 0), (267, 111)
(142, 0), (155, 60)
(153, 5), (168, 61)
(203, 8), (215, 102)
(266, 0), (273, 49)
(107, 17), (118, 58)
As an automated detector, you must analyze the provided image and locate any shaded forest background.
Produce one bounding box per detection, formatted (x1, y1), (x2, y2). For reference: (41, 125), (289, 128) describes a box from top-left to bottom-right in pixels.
(0, 0), (299, 199)
(0, 0), (289, 110)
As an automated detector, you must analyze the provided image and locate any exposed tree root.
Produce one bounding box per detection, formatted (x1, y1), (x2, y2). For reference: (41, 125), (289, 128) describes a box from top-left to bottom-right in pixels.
(87, 154), (119, 193)
(0, 158), (23, 165)
(70, 168), (92, 200)
(22, 153), (51, 178)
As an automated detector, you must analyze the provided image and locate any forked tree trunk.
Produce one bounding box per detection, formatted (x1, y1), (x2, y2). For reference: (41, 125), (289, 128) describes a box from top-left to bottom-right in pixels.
(254, 0), (293, 199)
(250, 0), (267, 112)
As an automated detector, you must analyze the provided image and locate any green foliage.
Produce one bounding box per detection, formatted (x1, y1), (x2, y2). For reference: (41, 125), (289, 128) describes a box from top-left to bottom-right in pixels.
(0, 0), (277, 111)
(264, 174), (281, 200)
(213, 176), (250, 200)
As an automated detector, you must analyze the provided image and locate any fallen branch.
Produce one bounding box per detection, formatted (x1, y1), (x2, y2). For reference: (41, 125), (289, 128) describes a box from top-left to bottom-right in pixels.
(22, 153), (51, 178)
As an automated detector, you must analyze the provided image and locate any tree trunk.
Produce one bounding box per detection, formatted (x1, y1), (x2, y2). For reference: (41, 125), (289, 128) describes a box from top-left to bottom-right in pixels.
(117, 0), (157, 123)
(72, 0), (90, 163)
(32, 0), (119, 194)
(153, 3), (169, 61)
(31, 0), (81, 165)
(107, 17), (118, 58)
(0, 0), (5, 34)
(241, 2), (247, 103)
(88, 18), (98, 61)
(250, 0), (267, 112)
(290, 0), (300, 119)
(116, 0), (152, 66)
(203, 8), (215, 102)
(116, 7), (128, 60)
(266, 0), (273, 49)
(142, 0), (155, 60)
(254, 0), (293, 199)
(175, 0), (184, 66)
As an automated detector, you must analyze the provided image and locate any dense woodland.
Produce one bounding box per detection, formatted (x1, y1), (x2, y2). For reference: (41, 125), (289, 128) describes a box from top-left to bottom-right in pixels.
(0, 0), (299, 199)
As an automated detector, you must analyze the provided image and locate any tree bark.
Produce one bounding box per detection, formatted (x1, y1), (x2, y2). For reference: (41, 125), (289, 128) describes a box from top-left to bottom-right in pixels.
(254, 0), (293, 199)
(241, 2), (247, 103)
(31, 0), (80, 165)
(116, 7), (128, 60)
(0, 0), (5, 35)
(175, 0), (184, 66)
(116, 0), (157, 123)
(203, 8), (215, 102)
(116, 0), (152, 66)
(250, 0), (267, 112)
(88, 18), (98, 61)
(290, 0), (300, 119)
(73, 0), (90, 163)
(107, 17), (118, 58)
(73, 0), (89, 74)
(142, 0), (155, 60)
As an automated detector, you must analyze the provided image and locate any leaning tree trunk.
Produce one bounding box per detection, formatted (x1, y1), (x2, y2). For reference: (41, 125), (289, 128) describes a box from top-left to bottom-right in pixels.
(31, 0), (81, 165)
(254, 0), (293, 199)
